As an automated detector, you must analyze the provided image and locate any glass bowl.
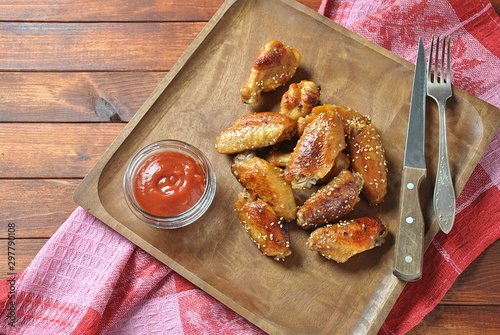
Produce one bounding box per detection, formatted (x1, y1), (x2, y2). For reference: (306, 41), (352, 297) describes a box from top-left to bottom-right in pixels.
(123, 140), (216, 229)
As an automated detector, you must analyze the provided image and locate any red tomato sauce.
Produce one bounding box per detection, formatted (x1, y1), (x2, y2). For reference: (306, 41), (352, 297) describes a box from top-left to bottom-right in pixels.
(133, 151), (206, 216)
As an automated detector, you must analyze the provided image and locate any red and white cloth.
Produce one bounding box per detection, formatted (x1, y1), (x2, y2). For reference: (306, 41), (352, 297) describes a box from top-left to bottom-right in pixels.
(1, 0), (499, 334)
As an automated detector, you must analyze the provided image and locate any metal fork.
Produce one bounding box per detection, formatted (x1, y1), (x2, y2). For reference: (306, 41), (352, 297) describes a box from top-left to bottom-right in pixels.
(427, 35), (455, 234)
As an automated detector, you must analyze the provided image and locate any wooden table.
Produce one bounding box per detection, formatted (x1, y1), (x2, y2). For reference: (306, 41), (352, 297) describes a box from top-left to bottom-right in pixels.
(1, 0), (499, 333)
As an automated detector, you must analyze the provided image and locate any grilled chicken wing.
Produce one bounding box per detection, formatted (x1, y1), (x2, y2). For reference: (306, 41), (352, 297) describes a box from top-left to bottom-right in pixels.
(234, 191), (292, 261)
(348, 124), (388, 205)
(279, 80), (321, 120)
(297, 104), (370, 137)
(240, 40), (301, 104)
(316, 152), (351, 185)
(306, 217), (388, 263)
(232, 153), (297, 221)
(297, 170), (364, 230)
(215, 112), (297, 154)
(297, 104), (328, 136)
(267, 149), (350, 185)
(284, 108), (346, 189)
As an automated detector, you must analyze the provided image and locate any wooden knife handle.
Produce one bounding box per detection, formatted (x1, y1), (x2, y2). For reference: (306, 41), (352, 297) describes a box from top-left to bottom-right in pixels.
(393, 166), (427, 281)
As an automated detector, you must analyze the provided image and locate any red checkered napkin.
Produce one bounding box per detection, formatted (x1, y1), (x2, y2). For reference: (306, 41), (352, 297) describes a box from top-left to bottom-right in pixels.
(1, 0), (499, 334)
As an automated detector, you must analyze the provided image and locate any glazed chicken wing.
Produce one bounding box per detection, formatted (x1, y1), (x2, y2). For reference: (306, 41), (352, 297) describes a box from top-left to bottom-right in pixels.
(232, 153), (297, 221)
(279, 80), (321, 120)
(284, 108), (346, 189)
(316, 152), (350, 185)
(297, 169), (364, 230)
(240, 40), (301, 104)
(348, 123), (388, 205)
(297, 104), (329, 136)
(334, 105), (371, 135)
(297, 104), (370, 137)
(306, 217), (388, 263)
(234, 191), (292, 261)
(267, 148), (350, 185)
(215, 112), (297, 154)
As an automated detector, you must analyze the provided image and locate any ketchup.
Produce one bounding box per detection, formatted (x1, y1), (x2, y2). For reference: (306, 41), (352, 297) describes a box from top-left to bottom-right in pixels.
(133, 151), (206, 217)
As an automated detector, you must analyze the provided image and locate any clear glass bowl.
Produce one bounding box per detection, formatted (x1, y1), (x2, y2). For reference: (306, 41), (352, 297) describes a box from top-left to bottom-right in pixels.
(123, 140), (216, 229)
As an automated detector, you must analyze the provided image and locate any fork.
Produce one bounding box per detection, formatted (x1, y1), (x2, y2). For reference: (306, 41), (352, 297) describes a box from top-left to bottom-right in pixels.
(427, 35), (456, 234)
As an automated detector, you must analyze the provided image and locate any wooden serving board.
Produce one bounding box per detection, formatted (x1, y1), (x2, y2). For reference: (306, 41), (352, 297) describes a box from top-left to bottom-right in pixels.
(73, 0), (500, 333)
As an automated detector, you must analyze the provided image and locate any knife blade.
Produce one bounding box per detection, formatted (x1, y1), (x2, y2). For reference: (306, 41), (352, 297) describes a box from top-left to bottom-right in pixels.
(393, 38), (427, 282)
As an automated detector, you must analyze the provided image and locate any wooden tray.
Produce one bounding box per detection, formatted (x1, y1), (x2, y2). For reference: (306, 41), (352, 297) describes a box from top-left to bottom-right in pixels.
(73, 0), (500, 333)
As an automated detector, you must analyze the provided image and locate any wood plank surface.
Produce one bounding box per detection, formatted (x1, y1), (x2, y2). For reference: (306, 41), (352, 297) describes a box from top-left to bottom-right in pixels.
(493, 0), (500, 14)
(0, 239), (49, 276)
(0, 180), (79, 238)
(408, 305), (500, 334)
(0, 0), (498, 333)
(0, 72), (165, 122)
(0, 22), (204, 71)
(0, 123), (123, 178)
(440, 242), (500, 305)
(0, 0), (323, 22)
(0, 0), (224, 22)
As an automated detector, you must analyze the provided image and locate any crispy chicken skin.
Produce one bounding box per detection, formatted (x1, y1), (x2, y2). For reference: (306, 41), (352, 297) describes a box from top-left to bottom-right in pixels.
(232, 153), (297, 221)
(267, 149), (350, 185)
(279, 80), (321, 120)
(348, 123), (388, 205)
(297, 170), (364, 230)
(234, 191), (292, 261)
(284, 108), (346, 189)
(297, 104), (370, 137)
(297, 104), (330, 136)
(240, 40), (301, 104)
(306, 217), (388, 263)
(215, 112), (297, 154)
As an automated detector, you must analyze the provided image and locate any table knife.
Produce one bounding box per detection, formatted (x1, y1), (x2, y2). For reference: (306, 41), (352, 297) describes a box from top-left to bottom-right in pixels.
(393, 38), (427, 282)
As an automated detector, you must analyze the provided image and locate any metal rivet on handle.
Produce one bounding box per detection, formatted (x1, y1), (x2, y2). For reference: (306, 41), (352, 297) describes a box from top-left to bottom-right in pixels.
(405, 256), (413, 263)
(406, 217), (414, 224)
(407, 182), (415, 190)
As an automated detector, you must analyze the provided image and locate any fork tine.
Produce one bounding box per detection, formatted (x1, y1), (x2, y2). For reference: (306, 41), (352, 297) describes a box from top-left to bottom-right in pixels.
(428, 35), (451, 84)
(441, 36), (447, 83)
(428, 35), (434, 81)
(434, 36), (440, 82)
(446, 36), (451, 84)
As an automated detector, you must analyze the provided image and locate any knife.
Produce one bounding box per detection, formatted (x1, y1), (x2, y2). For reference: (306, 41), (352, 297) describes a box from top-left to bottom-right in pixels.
(393, 38), (427, 282)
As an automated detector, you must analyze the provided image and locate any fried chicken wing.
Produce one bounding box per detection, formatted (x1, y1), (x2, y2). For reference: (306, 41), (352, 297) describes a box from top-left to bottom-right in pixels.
(215, 112), (297, 154)
(240, 40), (301, 104)
(279, 80), (321, 120)
(348, 124), (388, 205)
(306, 217), (388, 263)
(234, 191), (292, 261)
(232, 153), (297, 221)
(297, 104), (370, 137)
(266, 149), (350, 185)
(284, 108), (346, 189)
(317, 152), (351, 185)
(297, 170), (364, 230)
